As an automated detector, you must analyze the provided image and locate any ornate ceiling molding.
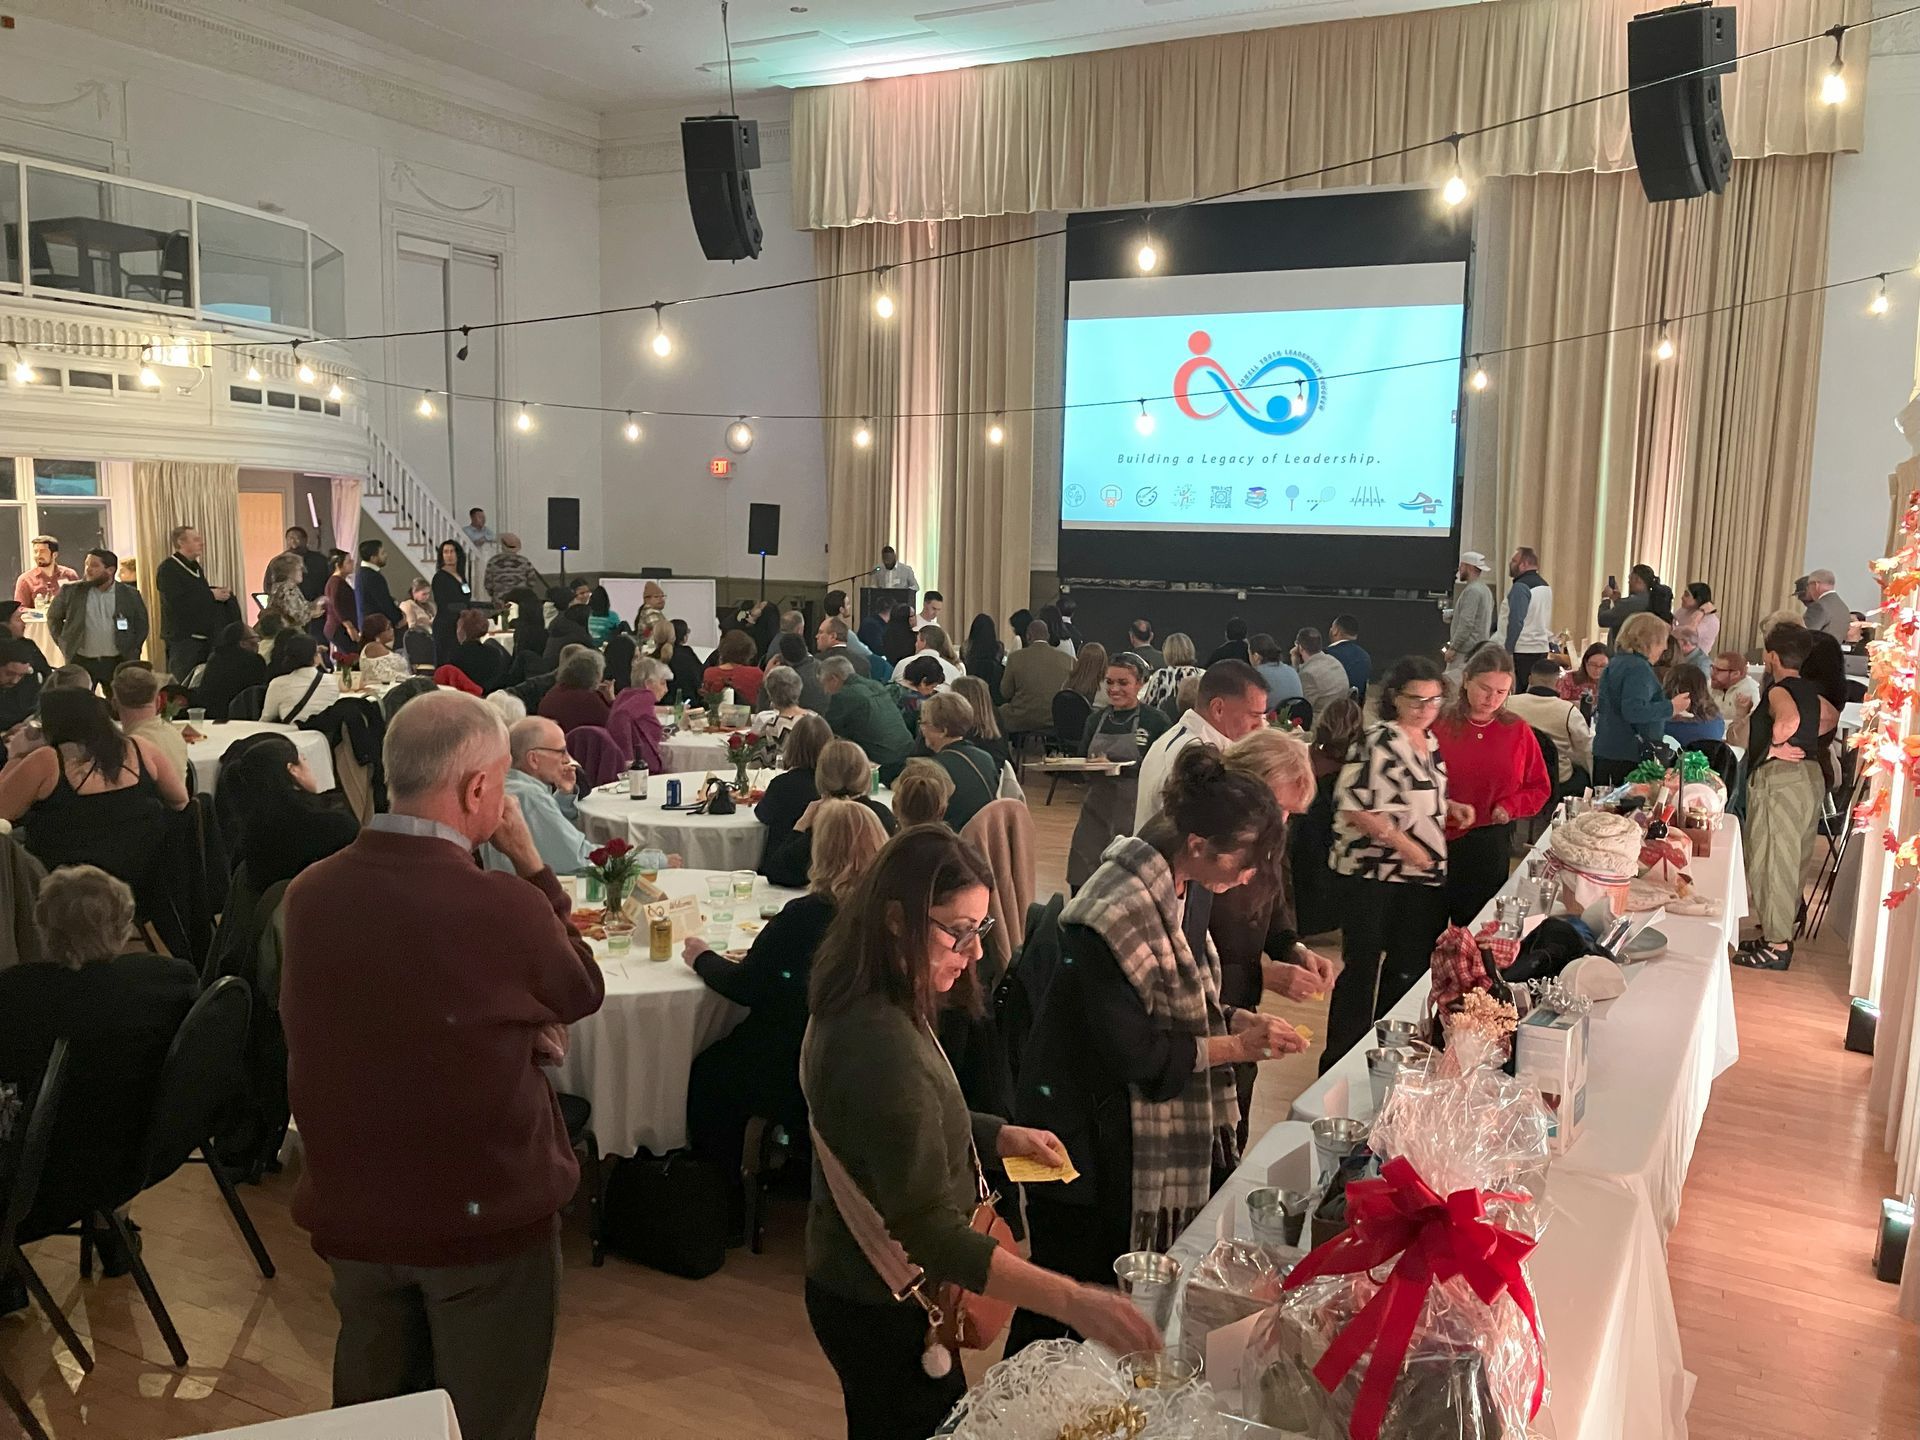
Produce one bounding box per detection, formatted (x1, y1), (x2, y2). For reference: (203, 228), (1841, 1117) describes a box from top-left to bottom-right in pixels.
(601, 122), (791, 179)
(384, 159), (516, 230)
(11, 0), (602, 175)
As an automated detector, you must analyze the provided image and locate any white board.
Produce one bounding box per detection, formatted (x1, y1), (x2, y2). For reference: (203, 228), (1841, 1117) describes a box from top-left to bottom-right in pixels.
(601, 577), (720, 653)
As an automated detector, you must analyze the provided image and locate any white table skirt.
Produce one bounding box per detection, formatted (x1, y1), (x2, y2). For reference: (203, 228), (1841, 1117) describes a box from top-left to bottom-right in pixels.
(550, 868), (804, 1157)
(660, 732), (734, 776)
(574, 770), (778, 872)
(182, 720), (338, 796)
(1291, 826), (1744, 1239)
(1172, 1124), (1690, 1440)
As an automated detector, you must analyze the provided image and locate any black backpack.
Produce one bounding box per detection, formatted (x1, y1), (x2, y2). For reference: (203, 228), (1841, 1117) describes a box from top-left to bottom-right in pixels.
(599, 1152), (729, 1278)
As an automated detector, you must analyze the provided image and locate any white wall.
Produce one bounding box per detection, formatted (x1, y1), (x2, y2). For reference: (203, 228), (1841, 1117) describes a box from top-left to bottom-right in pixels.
(1806, 47), (1920, 604)
(597, 130), (828, 590)
(0, 13), (604, 572)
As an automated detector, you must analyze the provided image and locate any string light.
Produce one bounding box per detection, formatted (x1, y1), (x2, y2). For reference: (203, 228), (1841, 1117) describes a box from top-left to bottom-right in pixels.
(987, 415), (1006, 446)
(624, 413), (642, 441)
(1441, 136), (1469, 207)
(1135, 219), (1159, 273)
(516, 403), (533, 432)
(1288, 380), (1308, 418)
(649, 302), (673, 358)
(138, 363), (161, 388)
(1468, 357), (1490, 392)
(327, 381), (344, 402)
(1870, 275), (1891, 316)
(417, 390), (436, 417)
(871, 268), (895, 320)
(1654, 322), (1675, 362)
(10, 347), (32, 384)
(1134, 399), (1156, 437)
(245, 362), (262, 383)
(727, 418), (755, 453)
(456, 325), (471, 363)
(1820, 27), (1848, 105)
(292, 344), (315, 384)
(853, 417), (873, 448)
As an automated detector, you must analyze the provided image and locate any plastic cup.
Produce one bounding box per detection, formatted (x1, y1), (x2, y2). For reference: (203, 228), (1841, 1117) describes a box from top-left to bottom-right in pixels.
(706, 906), (733, 942)
(732, 869), (755, 901)
(605, 926), (633, 957)
(705, 875), (729, 903)
(186, 707), (207, 723)
(1119, 1345), (1203, 1392)
(1112, 1251), (1181, 1331)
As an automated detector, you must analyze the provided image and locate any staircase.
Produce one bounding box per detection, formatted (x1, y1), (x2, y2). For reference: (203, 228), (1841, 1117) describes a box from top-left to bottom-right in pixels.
(363, 428), (479, 577)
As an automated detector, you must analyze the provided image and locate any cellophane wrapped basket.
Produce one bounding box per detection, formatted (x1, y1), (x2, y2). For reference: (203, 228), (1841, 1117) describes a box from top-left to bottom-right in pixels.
(939, 1340), (1249, 1440)
(1243, 1039), (1553, 1440)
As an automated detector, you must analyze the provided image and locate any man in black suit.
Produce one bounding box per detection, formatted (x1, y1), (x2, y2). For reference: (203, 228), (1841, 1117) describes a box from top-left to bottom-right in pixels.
(154, 525), (232, 683)
(265, 525), (330, 604)
(354, 539), (404, 632)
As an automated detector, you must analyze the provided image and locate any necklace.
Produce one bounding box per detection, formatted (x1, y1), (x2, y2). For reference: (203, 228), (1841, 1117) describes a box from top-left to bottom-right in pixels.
(1468, 715), (1498, 738)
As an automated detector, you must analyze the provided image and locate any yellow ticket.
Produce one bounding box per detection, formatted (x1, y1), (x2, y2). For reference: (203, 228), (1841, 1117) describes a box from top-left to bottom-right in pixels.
(1003, 1155), (1080, 1185)
(1294, 1024), (1315, 1041)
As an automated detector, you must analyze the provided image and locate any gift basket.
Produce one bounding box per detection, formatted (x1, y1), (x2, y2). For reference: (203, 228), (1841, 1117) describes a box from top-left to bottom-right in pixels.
(938, 1339), (1251, 1440)
(1241, 1039), (1553, 1440)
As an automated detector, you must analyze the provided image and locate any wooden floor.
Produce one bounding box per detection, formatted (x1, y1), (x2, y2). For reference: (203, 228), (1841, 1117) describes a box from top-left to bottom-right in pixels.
(2, 779), (1914, 1438)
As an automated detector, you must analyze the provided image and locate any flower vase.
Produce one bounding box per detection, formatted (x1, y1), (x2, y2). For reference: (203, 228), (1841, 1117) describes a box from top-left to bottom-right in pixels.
(733, 757), (751, 797)
(605, 882), (628, 923)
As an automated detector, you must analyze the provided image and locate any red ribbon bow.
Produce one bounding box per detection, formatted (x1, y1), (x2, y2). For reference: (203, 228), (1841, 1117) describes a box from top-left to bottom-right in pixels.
(1279, 1156), (1545, 1440)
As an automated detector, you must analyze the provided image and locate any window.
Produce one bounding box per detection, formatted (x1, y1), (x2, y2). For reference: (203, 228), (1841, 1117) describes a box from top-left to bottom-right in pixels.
(25, 166), (192, 308)
(198, 205), (310, 330)
(33, 458), (99, 497)
(0, 455), (114, 609)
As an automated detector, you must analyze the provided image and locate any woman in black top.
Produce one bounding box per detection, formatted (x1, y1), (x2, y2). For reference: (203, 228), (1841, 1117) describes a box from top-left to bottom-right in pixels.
(216, 732), (359, 887)
(542, 604), (593, 667)
(881, 606), (916, 665)
(0, 600), (51, 677)
(962, 613), (1006, 702)
(756, 715), (833, 875)
(450, 608), (510, 692)
(1008, 746), (1306, 1353)
(666, 618), (705, 704)
(430, 539), (472, 663)
(684, 798), (890, 1177)
(0, 865), (198, 1246)
(194, 622), (269, 720)
(763, 739), (898, 888)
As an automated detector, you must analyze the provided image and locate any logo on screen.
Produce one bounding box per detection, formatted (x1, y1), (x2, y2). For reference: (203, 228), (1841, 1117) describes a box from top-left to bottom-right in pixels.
(1135, 486), (1159, 508)
(1173, 332), (1320, 437)
(1100, 485), (1122, 508)
(1245, 487), (1269, 510)
(1066, 484), (1087, 508)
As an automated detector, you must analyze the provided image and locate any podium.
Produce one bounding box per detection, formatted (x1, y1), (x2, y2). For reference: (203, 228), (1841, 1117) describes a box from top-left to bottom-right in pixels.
(860, 586), (916, 623)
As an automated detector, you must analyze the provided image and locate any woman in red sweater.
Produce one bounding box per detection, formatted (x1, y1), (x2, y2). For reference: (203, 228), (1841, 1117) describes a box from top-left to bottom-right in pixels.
(1434, 642), (1551, 926)
(701, 627), (766, 706)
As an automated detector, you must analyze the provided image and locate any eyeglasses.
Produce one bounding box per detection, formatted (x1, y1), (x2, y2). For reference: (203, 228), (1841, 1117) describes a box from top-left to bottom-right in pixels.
(930, 914), (996, 949)
(1397, 693), (1445, 709)
(528, 746), (576, 766)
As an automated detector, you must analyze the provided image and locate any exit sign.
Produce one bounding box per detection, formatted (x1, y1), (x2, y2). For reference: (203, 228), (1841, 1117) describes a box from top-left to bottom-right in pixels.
(709, 457), (732, 477)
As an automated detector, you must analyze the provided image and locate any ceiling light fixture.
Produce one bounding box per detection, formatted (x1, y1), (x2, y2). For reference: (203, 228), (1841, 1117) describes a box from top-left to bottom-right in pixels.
(872, 268), (895, 320)
(726, 418), (755, 454)
(1441, 135), (1469, 207)
(649, 302), (672, 358)
(516, 404), (533, 432)
(1134, 399), (1156, 437)
(625, 413), (642, 441)
(1289, 380), (1308, 418)
(1820, 26), (1849, 106)
(1870, 275), (1890, 316)
(417, 390), (436, 418)
(1654, 322), (1675, 362)
(1468, 358), (1490, 391)
(1135, 220), (1159, 273)
(292, 342), (314, 384)
(987, 415), (1006, 446)
(853, 418), (873, 449)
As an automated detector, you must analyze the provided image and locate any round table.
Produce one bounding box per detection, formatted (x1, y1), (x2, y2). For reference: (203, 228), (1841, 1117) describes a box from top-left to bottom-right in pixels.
(550, 867), (803, 1156)
(181, 719), (337, 795)
(574, 769), (780, 871)
(660, 730), (736, 775)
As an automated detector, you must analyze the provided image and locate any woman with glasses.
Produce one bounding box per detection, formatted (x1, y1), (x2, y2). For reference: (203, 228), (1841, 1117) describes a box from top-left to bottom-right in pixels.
(802, 826), (1158, 1439)
(1322, 654), (1467, 1069)
(1008, 745), (1306, 1351)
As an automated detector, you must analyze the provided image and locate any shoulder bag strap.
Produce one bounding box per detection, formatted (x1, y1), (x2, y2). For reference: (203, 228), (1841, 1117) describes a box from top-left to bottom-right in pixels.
(808, 1125), (939, 1315)
(285, 669), (325, 722)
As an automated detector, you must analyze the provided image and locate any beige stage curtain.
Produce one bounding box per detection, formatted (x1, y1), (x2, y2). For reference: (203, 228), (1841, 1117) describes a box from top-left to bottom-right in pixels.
(1486, 154), (1831, 653)
(134, 460), (242, 673)
(791, 0), (1865, 229)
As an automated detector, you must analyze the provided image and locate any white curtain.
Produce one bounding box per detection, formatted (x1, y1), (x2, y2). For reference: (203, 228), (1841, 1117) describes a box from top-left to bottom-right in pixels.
(331, 477), (362, 565)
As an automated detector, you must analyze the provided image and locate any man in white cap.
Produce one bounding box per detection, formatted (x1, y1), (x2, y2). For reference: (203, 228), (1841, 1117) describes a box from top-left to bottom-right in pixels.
(1441, 550), (1494, 669)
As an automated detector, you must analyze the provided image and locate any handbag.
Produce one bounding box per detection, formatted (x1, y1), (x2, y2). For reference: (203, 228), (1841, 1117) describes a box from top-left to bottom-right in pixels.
(696, 777), (736, 815)
(809, 1028), (1014, 1376)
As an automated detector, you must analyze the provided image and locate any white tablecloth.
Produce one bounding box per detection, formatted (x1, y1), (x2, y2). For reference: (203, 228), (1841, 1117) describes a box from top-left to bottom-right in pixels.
(1290, 828), (1745, 1238)
(549, 868), (802, 1156)
(181, 720), (338, 796)
(574, 770), (778, 872)
(661, 731), (734, 776)
(1170, 1124), (1690, 1440)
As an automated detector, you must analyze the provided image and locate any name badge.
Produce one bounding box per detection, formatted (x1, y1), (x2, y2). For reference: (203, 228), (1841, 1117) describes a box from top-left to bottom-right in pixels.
(116, 616), (130, 630)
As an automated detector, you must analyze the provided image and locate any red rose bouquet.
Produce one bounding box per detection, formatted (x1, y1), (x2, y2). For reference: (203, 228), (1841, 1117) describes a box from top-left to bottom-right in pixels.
(586, 837), (639, 915)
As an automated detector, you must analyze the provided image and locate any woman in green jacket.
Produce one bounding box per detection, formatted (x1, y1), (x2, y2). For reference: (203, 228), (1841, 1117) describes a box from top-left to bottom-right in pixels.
(802, 827), (1159, 1438)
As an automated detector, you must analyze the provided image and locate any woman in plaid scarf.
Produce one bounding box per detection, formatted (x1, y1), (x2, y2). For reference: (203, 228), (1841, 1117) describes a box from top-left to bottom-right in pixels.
(1007, 746), (1309, 1352)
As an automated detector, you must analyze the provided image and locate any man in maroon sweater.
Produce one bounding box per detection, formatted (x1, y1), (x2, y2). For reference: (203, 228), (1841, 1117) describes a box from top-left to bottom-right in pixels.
(282, 689), (604, 1440)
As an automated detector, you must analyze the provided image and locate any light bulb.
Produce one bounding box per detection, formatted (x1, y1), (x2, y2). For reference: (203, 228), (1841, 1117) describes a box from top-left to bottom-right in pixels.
(297, 361), (315, 384)
(1870, 281), (1890, 316)
(1134, 405), (1156, 437)
(1821, 63), (1847, 106)
(873, 290), (895, 320)
(853, 421), (872, 449)
(516, 405), (533, 432)
(1135, 241), (1158, 273)
(138, 364), (160, 388)
(987, 420), (1006, 446)
(1288, 385), (1308, 419)
(727, 419), (755, 454)
(417, 391), (435, 418)
(1469, 365), (1489, 392)
(11, 357), (32, 384)
(1654, 332), (1675, 362)
(245, 363), (261, 383)
(624, 414), (641, 442)
(327, 382), (343, 402)
(651, 327), (672, 358)
(1442, 173), (1469, 207)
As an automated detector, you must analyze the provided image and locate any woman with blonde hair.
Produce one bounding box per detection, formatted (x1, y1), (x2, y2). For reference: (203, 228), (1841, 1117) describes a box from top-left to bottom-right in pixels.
(950, 674), (1013, 774)
(684, 798), (889, 1182)
(762, 738), (898, 887)
(891, 757), (955, 829)
(1140, 633), (1202, 713)
(1063, 642), (1109, 705)
(1592, 611), (1687, 786)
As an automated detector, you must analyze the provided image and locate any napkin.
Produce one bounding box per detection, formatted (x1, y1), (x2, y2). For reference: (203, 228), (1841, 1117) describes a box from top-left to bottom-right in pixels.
(1002, 1154), (1080, 1185)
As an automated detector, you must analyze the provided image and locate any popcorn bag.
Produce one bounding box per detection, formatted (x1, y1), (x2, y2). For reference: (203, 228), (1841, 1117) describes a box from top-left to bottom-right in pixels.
(1244, 1049), (1553, 1440)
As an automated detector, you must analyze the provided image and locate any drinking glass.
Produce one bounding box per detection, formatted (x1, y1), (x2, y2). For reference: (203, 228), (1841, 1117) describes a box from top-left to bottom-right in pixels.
(732, 869), (756, 901)
(705, 875), (730, 903)
(706, 906), (733, 943)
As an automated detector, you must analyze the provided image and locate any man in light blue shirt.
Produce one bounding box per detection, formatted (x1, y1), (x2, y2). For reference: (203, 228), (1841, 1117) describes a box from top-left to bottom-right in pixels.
(1249, 632), (1303, 708)
(481, 716), (592, 876)
(461, 506), (497, 554)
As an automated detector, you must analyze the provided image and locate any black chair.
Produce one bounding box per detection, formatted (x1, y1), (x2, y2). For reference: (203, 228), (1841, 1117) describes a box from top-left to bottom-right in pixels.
(740, 1113), (807, 1256)
(76, 978), (274, 1368)
(227, 683), (266, 721)
(1045, 692), (1094, 803)
(555, 1093), (606, 1266)
(1282, 697), (1313, 730)
(120, 230), (192, 305)
(403, 627), (437, 670)
(2, 1042), (93, 1440)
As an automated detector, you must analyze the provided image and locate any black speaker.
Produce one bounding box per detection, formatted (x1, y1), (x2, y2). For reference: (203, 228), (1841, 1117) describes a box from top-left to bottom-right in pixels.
(1627, 3), (1738, 202)
(681, 116), (764, 262)
(547, 497), (580, 552)
(747, 503), (780, 557)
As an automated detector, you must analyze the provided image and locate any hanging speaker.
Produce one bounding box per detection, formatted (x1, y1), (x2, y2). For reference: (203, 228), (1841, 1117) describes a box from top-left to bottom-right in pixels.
(681, 116), (764, 262)
(1626, 3), (1738, 203)
(747, 503), (781, 557)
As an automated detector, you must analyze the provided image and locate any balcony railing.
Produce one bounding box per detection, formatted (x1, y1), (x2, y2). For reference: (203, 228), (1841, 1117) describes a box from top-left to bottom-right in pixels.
(0, 150), (344, 339)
